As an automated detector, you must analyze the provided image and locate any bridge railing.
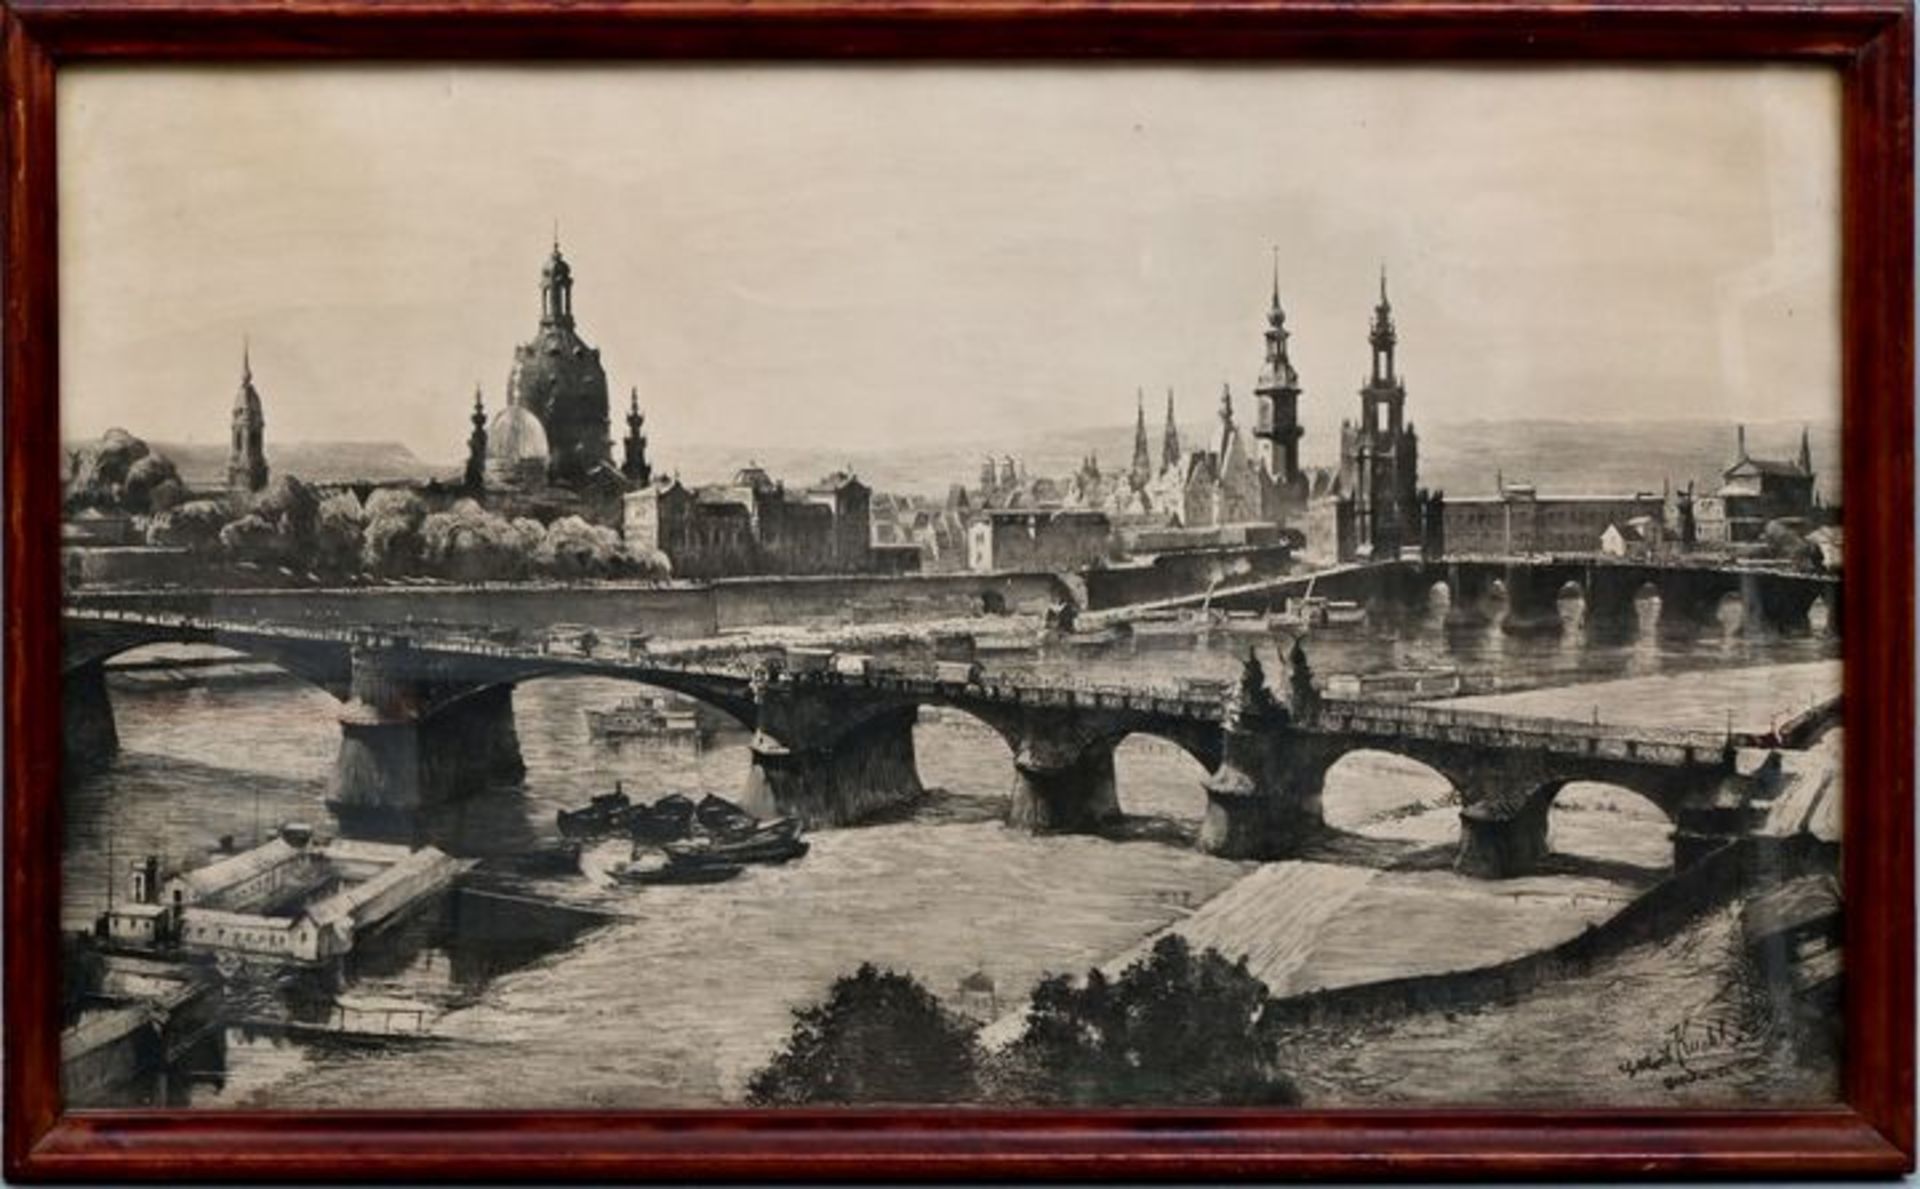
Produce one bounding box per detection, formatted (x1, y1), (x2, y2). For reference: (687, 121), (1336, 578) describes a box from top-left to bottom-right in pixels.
(1318, 696), (1746, 759)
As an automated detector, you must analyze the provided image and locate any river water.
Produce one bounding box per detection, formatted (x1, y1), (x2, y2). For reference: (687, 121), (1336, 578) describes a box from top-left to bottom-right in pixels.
(63, 597), (1839, 1108)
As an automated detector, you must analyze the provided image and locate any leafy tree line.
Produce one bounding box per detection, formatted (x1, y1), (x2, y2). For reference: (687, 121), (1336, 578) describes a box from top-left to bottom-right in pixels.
(66, 430), (670, 582)
(747, 936), (1301, 1108)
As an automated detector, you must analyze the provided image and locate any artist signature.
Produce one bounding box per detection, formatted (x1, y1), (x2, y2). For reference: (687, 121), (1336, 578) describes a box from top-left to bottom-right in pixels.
(1618, 1009), (1760, 1090)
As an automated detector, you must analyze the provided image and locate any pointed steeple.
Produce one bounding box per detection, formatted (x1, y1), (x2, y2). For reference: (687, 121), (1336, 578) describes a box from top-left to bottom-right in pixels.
(227, 342), (268, 499)
(1219, 381), (1235, 427)
(1798, 425), (1813, 474)
(1130, 388), (1153, 487)
(621, 385), (651, 485)
(1369, 264), (1397, 385)
(1161, 388), (1181, 474)
(464, 383), (489, 492)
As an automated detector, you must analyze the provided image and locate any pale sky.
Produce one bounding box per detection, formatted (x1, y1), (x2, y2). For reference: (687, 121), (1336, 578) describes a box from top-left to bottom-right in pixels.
(59, 64), (1840, 464)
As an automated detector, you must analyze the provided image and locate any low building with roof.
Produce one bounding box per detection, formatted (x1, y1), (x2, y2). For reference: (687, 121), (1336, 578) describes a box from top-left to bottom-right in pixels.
(1694, 425), (1819, 545)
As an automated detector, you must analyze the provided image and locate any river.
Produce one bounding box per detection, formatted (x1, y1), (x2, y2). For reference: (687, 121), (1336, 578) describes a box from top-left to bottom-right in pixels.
(62, 597), (1839, 1108)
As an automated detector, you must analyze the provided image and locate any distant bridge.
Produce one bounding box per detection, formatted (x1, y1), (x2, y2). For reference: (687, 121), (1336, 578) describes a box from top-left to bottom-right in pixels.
(1096, 554), (1840, 636)
(64, 607), (1820, 877)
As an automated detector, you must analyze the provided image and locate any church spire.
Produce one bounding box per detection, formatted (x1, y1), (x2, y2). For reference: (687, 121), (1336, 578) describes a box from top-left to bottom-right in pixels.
(227, 342), (268, 502)
(464, 384), (488, 492)
(621, 385), (651, 485)
(1162, 388), (1181, 474)
(1798, 424), (1813, 474)
(541, 236), (575, 329)
(1369, 264), (1397, 385)
(1130, 388), (1153, 488)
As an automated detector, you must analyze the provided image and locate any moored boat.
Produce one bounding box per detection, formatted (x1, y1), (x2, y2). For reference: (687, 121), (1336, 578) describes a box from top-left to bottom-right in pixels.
(611, 851), (746, 886)
(556, 789), (634, 840)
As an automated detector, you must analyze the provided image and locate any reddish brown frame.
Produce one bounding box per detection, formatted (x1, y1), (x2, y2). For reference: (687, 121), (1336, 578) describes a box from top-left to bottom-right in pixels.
(3, 0), (1912, 1179)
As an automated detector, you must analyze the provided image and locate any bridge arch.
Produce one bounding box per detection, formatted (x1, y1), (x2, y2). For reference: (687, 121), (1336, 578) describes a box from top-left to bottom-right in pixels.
(66, 629), (353, 699)
(423, 666), (759, 736)
(1525, 779), (1677, 879)
(1319, 746), (1460, 850)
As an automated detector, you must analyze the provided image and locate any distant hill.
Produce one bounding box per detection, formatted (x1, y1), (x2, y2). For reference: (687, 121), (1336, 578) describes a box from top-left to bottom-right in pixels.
(90, 440), (445, 490)
(660, 418), (1840, 503)
(85, 420), (1836, 506)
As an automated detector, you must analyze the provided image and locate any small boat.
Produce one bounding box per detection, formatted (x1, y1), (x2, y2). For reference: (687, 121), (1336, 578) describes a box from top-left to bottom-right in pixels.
(612, 851), (746, 886)
(1282, 595), (1369, 632)
(693, 794), (761, 839)
(974, 630), (1039, 656)
(556, 789), (634, 840)
(669, 818), (809, 866)
(629, 793), (698, 844)
(1324, 666), (1463, 700)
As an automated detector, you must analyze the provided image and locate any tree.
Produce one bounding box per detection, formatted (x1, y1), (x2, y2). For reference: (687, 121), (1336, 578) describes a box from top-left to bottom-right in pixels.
(63, 428), (178, 514)
(362, 488), (428, 577)
(218, 513), (281, 563)
(146, 499), (231, 553)
(314, 492), (367, 577)
(535, 515), (623, 579)
(747, 964), (980, 1105)
(121, 453), (182, 515)
(421, 499), (534, 582)
(994, 935), (1298, 1107)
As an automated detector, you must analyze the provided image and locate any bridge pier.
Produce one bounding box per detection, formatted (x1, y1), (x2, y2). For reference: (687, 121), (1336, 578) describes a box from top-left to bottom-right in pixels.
(1499, 568), (1566, 636)
(1199, 733), (1327, 860)
(1007, 741), (1121, 834)
(1455, 795), (1552, 879)
(64, 661), (119, 774)
(330, 680), (524, 835)
(740, 706), (924, 828)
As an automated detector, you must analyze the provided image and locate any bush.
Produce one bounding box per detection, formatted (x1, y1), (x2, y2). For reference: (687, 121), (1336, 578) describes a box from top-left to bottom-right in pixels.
(994, 935), (1298, 1107)
(747, 964), (980, 1105)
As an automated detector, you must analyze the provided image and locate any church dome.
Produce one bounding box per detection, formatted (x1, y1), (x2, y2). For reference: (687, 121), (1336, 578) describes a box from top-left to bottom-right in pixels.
(486, 403), (549, 487)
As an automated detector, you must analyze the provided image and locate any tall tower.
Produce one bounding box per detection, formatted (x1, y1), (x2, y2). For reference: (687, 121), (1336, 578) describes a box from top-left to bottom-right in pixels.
(508, 238), (612, 487)
(227, 343), (268, 503)
(1342, 267), (1419, 559)
(1161, 388), (1182, 474)
(464, 385), (488, 492)
(1129, 388), (1153, 489)
(1252, 252), (1307, 511)
(622, 386), (652, 485)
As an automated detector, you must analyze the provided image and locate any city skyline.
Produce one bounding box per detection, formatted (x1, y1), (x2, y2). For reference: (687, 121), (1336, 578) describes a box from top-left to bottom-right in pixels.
(60, 65), (1839, 461)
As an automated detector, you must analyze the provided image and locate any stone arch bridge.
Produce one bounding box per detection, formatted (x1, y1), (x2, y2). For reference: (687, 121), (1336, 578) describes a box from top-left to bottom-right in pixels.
(1141, 555), (1840, 636)
(65, 609), (1804, 878)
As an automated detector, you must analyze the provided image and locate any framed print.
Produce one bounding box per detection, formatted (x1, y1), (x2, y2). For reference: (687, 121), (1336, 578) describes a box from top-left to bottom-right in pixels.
(4, 0), (1913, 1180)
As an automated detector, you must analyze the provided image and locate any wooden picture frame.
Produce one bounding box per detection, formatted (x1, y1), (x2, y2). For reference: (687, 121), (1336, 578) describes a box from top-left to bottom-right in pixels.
(4, 0), (1912, 1179)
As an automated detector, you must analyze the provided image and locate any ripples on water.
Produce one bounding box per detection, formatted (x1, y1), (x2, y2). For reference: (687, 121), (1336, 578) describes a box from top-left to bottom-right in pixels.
(64, 601), (1838, 1108)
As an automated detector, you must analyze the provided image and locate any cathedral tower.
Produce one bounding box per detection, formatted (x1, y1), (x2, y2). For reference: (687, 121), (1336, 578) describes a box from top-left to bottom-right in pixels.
(1341, 268), (1420, 558)
(227, 343), (268, 503)
(1252, 255), (1306, 511)
(508, 240), (612, 486)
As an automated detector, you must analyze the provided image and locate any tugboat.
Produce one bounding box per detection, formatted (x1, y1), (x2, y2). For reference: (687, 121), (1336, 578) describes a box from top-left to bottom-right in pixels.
(585, 693), (721, 745)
